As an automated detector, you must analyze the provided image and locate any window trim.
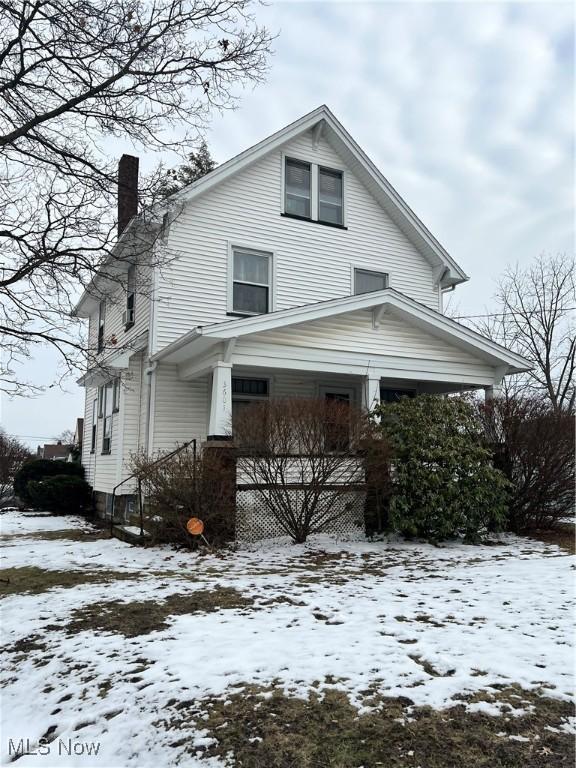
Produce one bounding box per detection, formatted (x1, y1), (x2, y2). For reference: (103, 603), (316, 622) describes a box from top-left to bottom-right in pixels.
(232, 377), (271, 400)
(318, 165), (344, 226)
(281, 154), (346, 228)
(90, 399), (97, 453)
(350, 264), (392, 295)
(353, 267), (390, 296)
(283, 156), (312, 220)
(112, 378), (120, 413)
(99, 381), (115, 454)
(227, 242), (274, 317)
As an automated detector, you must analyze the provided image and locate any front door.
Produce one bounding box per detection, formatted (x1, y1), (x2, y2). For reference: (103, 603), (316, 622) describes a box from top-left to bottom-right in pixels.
(319, 386), (355, 451)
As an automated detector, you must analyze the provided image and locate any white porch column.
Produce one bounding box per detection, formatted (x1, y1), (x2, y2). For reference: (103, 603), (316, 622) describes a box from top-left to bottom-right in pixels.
(362, 374), (381, 412)
(208, 362), (233, 438)
(484, 381), (503, 402)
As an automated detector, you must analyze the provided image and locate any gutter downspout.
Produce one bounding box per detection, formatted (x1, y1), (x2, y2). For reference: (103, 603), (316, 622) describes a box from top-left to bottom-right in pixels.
(144, 361), (157, 456)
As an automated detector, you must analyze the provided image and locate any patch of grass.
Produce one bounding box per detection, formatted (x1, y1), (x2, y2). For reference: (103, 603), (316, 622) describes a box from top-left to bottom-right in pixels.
(0, 566), (136, 596)
(2, 633), (48, 656)
(163, 684), (575, 768)
(66, 586), (254, 637)
(1, 529), (109, 543)
(525, 524), (575, 555)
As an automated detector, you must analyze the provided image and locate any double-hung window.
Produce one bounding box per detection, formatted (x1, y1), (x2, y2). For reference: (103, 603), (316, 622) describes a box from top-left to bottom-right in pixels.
(125, 266), (136, 329)
(284, 158), (345, 227)
(232, 248), (271, 316)
(354, 268), (388, 295)
(90, 399), (97, 453)
(112, 378), (120, 412)
(99, 381), (115, 454)
(318, 167), (343, 225)
(97, 300), (106, 353)
(285, 159), (311, 219)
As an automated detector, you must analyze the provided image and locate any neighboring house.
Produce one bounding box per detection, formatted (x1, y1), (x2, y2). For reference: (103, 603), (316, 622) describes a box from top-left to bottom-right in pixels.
(74, 105), (531, 516)
(37, 441), (69, 461)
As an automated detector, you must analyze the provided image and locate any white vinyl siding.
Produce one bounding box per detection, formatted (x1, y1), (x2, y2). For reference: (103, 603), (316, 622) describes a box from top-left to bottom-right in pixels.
(154, 129), (440, 352)
(151, 364), (210, 453)
(88, 262), (151, 359)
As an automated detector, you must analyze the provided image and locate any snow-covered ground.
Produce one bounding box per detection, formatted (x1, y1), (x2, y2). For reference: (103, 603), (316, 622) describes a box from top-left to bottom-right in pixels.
(1, 510), (574, 767)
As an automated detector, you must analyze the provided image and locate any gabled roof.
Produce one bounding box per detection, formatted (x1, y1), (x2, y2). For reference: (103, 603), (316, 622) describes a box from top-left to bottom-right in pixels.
(154, 288), (531, 375)
(163, 105), (468, 287)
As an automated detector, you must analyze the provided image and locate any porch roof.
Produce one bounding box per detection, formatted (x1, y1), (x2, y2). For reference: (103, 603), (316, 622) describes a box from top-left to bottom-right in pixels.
(152, 288), (531, 375)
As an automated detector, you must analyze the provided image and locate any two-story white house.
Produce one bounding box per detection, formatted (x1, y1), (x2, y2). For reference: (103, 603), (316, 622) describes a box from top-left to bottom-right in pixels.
(74, 105), (530, 517)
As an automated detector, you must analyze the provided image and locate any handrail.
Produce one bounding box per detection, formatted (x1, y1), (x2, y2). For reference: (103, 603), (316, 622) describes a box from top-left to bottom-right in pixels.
(110, 438), (197, 538)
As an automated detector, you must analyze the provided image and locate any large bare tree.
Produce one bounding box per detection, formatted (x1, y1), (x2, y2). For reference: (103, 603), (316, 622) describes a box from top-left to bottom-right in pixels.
(476, 254), (575, 412)
(0, 0), (272, 396)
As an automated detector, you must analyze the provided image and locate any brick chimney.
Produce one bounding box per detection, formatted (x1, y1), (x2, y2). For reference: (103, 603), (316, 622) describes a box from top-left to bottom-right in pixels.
(117, 154), (139, 237)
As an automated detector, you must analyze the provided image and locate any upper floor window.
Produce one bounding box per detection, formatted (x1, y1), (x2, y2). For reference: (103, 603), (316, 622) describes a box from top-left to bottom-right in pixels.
(112, 378), (120, 412)
(124, 265), (136, 329)
(354, 268), (388, 295)
(285, 158), (311, 219)
(97, 300), (106, 352)
(318, 167), (343, 225)
(232, 248), (271, 316)
(283, 157), (346, 228)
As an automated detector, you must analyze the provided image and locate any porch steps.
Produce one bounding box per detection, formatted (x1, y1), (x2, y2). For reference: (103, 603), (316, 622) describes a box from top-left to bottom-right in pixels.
(111, 525), (151, 546)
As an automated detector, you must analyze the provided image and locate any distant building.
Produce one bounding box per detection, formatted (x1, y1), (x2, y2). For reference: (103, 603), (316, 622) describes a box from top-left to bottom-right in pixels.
(37, 441), (69, 460)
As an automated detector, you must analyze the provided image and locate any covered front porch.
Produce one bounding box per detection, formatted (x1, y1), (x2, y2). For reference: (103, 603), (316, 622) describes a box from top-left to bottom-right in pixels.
(151, 287), (530, 440)
(204, 363), (486, 439)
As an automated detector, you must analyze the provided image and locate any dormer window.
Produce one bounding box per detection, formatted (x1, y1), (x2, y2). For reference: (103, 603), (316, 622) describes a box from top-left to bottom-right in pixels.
(232, 247), (272, 315)
(318, 167), (343, 225)
(285, 159), (311, 219)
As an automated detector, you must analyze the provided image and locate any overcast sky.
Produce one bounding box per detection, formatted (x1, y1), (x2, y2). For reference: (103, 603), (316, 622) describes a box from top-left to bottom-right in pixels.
(2, 0), (574, 448)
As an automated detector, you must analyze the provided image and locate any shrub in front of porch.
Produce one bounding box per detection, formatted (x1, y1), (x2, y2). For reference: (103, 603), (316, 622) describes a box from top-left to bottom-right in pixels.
(478, 395), (575, 532)
(374, 395), (509, 542)
(234, 397), (374, 544)
(131, 446), (234, 548)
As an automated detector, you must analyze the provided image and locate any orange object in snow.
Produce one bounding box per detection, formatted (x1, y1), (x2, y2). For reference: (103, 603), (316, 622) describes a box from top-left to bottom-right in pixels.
(187, 518), (204, 536)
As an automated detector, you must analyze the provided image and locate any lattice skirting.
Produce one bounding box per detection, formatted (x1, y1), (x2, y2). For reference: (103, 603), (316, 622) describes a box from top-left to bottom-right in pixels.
(235, 488), (366, 542)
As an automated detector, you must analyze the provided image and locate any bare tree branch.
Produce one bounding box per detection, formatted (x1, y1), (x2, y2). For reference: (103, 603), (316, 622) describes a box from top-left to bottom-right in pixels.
(0, 0), (273, 395)
(473, 254), (575, 412)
